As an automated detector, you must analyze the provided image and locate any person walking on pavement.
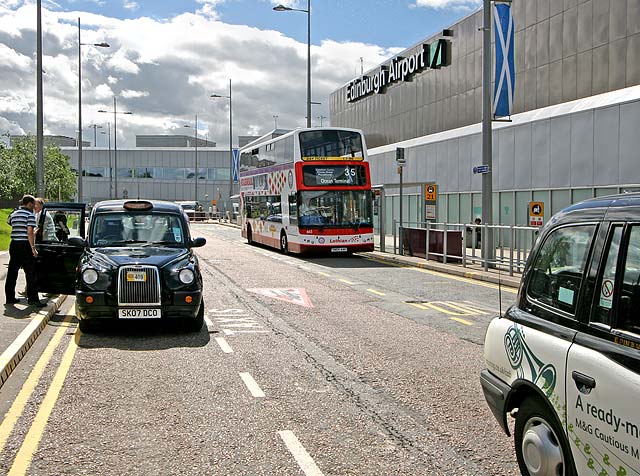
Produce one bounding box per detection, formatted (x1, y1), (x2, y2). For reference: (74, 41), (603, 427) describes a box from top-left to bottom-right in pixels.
(4, 195), (45, 307)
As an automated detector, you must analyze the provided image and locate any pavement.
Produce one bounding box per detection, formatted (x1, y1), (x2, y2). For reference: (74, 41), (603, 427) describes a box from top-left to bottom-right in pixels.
(0, 251), (66, 390)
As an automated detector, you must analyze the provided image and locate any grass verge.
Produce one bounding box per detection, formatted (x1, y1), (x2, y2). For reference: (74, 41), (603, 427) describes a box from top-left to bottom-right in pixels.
(0, 208), (12, 251)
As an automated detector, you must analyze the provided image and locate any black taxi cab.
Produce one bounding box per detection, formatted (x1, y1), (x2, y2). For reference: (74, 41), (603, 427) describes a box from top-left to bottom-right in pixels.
(481, 193), (640, 476)
(34, 200), (206, 332)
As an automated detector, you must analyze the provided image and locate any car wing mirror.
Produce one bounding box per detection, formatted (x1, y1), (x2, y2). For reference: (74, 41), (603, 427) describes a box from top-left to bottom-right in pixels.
(68, 236), (87, 248)
(191, 237), (206, 248)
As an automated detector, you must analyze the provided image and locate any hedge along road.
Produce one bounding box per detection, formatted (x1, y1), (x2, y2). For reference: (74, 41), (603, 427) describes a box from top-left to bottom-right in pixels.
(0, 223), (519, 475)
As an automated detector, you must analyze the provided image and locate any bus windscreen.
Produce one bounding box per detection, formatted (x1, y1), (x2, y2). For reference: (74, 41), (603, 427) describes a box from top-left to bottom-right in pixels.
(299, 130), (364, 160)
(303, 165), (367, 187)
(299, 190), (373, 227)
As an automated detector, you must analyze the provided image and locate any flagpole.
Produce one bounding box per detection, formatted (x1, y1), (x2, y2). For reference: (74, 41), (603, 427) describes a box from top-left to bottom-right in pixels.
(481, 0), (493, 270)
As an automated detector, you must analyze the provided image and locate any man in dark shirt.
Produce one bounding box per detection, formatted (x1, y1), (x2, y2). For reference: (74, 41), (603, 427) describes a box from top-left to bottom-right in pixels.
(5, 195), (45, 307)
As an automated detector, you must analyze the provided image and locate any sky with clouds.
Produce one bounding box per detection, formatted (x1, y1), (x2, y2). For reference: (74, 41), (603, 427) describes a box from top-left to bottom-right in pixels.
(0, 0), (480, 148)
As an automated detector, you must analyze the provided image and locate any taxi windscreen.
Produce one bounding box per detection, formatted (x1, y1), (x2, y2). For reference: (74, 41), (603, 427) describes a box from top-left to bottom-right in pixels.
(91, 213), (185, 247)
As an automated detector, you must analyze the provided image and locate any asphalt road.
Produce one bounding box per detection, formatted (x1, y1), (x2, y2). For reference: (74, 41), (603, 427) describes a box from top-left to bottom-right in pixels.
(0, 223), (520, 475)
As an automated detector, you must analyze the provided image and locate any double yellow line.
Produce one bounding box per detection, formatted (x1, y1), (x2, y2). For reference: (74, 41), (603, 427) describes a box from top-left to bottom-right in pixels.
(0, 314), (80, 475)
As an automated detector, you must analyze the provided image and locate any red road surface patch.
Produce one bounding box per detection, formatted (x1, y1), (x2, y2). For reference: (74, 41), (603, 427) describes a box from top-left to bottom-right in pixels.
(247, 288), (314, 308)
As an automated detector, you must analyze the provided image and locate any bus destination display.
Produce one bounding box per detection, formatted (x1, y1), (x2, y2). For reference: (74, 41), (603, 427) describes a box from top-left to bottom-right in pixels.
(303, 165), (367, 187)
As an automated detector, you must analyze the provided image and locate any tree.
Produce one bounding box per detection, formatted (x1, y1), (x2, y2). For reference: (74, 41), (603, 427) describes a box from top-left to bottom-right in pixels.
(0, 135), (76, 201)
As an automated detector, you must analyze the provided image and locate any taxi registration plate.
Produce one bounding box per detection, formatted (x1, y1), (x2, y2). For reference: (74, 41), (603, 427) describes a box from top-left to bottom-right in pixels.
(118, 308), (161, 319)
(126, 271), (147, 282)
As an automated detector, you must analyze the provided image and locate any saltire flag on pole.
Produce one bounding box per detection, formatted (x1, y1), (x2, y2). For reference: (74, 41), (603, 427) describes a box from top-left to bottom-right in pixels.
(493, 3), (515, 118)
(232, 148), (239, 183)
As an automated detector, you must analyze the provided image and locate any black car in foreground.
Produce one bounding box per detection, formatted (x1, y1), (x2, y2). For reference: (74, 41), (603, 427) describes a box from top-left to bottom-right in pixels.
(35, 200), (206, 332)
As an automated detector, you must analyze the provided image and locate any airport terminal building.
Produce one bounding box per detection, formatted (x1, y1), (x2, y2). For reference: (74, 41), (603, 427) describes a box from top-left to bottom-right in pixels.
(330, 1), (640, 227)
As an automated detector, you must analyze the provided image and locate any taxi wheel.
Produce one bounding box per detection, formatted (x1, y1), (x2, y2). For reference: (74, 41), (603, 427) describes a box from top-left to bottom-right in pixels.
(185, 304), (204, 332)
(280, 232), (288, 254)
(514, 397), (576, 476)
(78, 320), (93, 334)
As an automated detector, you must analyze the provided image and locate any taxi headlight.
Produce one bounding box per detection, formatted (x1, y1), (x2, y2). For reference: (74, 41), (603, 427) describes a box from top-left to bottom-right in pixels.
(178, 269), (195, 284)
(82, 268), (99, 285)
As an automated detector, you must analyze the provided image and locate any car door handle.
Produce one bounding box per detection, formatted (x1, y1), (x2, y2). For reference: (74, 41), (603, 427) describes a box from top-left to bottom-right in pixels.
(572, 371), (596, 394)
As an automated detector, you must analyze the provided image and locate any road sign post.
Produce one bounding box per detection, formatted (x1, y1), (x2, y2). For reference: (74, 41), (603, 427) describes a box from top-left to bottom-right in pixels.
(396, 148), (405, 254)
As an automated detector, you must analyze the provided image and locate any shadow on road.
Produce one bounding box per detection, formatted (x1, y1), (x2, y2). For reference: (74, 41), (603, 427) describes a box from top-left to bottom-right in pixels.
(300, 253), (394, 269)
(76, 321), (210, 351)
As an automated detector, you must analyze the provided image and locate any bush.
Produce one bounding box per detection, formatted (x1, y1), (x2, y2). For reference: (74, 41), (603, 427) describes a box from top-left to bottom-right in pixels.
(0, 209), (12, 251)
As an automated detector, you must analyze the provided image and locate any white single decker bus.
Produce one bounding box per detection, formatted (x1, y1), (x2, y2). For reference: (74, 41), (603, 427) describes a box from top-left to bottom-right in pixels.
(239, 128), (374, 254)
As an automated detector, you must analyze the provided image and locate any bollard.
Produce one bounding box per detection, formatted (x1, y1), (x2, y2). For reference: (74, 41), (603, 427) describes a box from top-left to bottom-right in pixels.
(443, 227), (448, 264)
(509, 225), (514, 276)
(425, 222), (430, 262)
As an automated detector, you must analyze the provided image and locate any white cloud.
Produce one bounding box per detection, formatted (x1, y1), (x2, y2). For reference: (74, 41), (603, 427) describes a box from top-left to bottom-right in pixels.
(0, 3), (402, 146)
(411, 0), (481, 9)
(94, 83), (114, 100)
(121, 89), (149, 98)
(123, 0), (138, 10)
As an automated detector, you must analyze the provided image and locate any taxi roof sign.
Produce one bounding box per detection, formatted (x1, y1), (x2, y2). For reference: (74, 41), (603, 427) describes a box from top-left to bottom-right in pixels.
(123, 200), (153, 211)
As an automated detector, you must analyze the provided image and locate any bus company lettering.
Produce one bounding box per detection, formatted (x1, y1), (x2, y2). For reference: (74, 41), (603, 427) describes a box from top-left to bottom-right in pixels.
(240, 177), (253, 187)
(329, 236), (365, 244)
(346, 39), (450, 103)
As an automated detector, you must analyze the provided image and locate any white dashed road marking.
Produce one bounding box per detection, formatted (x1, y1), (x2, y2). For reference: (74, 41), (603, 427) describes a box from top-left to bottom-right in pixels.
(214, 337), (234, 354)
(239, 372), (265, 398)
(278, 430), (324, 476)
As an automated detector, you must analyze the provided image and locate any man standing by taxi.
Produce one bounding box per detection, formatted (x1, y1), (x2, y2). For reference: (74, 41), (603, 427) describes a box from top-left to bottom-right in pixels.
(4, 195), (45, 307)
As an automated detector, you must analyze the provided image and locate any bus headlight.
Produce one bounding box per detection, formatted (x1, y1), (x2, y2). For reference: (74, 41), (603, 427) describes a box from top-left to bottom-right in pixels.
(82, 268), (99, 285)
(178, 269), (195, 285)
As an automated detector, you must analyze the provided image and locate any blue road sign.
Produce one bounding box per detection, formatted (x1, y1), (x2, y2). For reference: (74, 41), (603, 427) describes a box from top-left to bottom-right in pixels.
(473, 165), (490, 174)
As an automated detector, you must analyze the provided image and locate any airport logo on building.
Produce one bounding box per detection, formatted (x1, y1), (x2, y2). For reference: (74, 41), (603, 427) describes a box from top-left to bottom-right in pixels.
(346, 39), (451, 103)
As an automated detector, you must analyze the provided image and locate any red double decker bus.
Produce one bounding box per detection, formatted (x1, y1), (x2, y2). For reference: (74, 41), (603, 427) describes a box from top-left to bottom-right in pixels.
(239, 128), (374, 254)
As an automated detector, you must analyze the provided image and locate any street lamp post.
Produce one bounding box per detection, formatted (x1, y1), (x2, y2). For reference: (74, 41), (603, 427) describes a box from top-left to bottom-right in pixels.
(210, 79), (233, 210)
(274, 1), (311, 128)
(98, 98), (132, 199)
(317, 115), (327, 127)
(184, 115), (199, 202)
(36, 0), (44, 197)
(89, 123), (103, 146)
(78, 17), (109, 202)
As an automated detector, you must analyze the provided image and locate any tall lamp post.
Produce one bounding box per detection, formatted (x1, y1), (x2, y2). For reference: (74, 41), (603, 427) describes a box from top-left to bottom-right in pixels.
(98, 98), (132, 199)
(36, 0), (44, 197)
(211, 79), (233, 210)
(183, 115), (199, 202)
(88, 123), (103, 146)
(78, 17), (109, 202)
(274, 1), (311, 128)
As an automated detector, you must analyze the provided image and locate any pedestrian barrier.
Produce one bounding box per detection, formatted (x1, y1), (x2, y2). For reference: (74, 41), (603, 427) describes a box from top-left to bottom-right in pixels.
(395, 221), (539, 276)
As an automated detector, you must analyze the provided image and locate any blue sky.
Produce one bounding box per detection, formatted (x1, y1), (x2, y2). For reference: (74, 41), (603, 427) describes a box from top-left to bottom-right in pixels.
(55, 0), (479, 49)
(1, 0), (481, 144)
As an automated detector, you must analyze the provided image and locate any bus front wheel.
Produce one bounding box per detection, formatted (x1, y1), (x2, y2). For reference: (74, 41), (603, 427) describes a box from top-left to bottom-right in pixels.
(280, 232), (288, 254)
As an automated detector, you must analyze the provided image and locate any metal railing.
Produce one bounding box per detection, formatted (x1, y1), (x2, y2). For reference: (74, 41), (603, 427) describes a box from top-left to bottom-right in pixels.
(393, 220), (539, 276)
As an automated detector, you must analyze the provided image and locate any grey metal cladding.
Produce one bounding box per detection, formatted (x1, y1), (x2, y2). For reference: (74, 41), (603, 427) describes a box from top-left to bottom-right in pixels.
(549, 116), (572, 188)
(577, 1), (593, 53)
(570, 110), (595, 187)
(537, 64), (550, 108)
(524, 25), (538, 71)
(627, 33), (640, 86)
(563, 7), (578, 58)
(538, 0), (550, 23)
(514, 124), (533, 189)
(594, 105), (620, 186)
(532, 120), (551, 188)
(549, 13), (564, 63)
(619, 101), (640, 183)
(592, 44), (610, 94)
(537, 19), (550, 65)
(592, 0), (610, 48)
(562, 55), (577, 102)
(630, 0), (640, 35)
(609, 37), (627, 90)
(610, 0), (627, 42)
(498, 128), (515, 190)
(577, 50), (593, 98)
